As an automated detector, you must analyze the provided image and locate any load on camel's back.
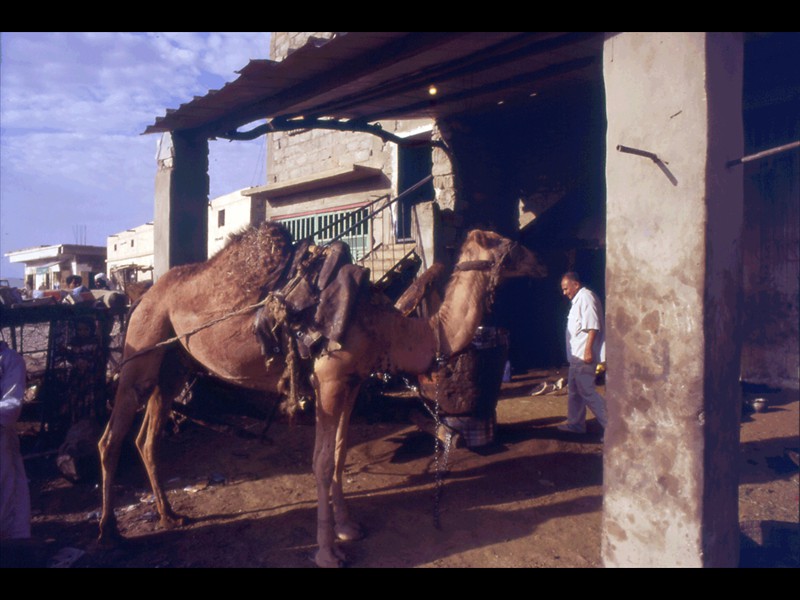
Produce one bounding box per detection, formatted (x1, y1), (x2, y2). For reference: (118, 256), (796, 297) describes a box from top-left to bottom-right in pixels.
(97, 220), (547, 568)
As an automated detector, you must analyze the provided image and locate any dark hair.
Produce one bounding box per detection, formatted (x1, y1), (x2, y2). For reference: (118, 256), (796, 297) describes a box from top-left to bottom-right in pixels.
(562, 271), (581, 284)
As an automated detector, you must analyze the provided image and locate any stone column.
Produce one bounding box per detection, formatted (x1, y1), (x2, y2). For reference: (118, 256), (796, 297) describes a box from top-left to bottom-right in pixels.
(154, 131), (210, 278)
(602, 32), (744, 567)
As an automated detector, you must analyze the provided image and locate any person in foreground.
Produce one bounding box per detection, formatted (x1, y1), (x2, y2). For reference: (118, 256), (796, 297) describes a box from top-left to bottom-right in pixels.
(0, 340), (31, 540)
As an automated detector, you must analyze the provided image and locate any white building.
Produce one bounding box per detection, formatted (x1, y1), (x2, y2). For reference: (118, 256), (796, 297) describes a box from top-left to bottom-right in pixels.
(207, 190), (266, 258)
(4, 244), (106, 291)
(106, 223), (155, 285)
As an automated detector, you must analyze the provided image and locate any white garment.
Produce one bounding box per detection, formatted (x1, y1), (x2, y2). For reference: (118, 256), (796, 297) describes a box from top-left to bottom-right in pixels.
(564, 287), (607, 430)
(565, 286), (605, 365)
(0, 341), (31, 539)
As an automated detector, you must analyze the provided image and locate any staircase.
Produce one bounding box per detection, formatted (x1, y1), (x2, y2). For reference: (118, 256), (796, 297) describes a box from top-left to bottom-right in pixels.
(359, 241), (417, 281)
(289, 175), (432, 299)
(361, 242), (421, 300)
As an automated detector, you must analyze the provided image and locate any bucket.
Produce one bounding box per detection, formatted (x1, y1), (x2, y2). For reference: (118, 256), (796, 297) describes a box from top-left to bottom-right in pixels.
(418, 326), (509, 446)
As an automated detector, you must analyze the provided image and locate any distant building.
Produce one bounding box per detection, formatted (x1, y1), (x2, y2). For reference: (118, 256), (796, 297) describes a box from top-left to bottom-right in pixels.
(4, 244), (106, 291)
(106, 223), (155, 286)
(208, 190), (266, 258)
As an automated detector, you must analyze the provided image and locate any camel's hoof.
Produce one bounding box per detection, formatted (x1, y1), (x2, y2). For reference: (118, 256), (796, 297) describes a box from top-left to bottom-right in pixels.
(313, 547), (347, 568)
(335, 521), (364, 542)
(160, 513), (190, 529)
(97, 527), (124, 549)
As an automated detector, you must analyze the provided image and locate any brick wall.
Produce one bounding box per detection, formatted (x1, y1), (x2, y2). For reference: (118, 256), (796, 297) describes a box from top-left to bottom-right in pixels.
(270, 32), (337, 62)
(265, 33), (436, 221)
(268, 32), (388, 187)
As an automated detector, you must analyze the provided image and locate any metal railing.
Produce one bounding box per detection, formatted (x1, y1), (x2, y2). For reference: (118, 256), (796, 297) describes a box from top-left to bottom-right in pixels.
(278, 174), (432, 283)
(280, 207), (371, 261)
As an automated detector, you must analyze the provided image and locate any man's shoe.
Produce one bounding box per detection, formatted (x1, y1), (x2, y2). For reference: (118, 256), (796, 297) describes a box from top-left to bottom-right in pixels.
(557, 423), (586, 434)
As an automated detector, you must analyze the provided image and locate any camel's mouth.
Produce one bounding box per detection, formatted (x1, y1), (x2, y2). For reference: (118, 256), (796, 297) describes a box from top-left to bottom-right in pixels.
(505, 244), (548, 279)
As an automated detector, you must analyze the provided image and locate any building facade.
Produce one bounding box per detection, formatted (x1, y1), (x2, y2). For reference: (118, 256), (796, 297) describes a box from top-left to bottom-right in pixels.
(106, 222), (155, 285)
(246, 33), (439, 277)
(4, 244), (106, 291)
(208, 190), (266, 258)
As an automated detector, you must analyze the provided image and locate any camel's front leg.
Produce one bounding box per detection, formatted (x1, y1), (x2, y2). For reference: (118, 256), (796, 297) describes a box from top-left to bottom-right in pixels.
(311, 373), (361, 568)
(312, 389), (343, 567)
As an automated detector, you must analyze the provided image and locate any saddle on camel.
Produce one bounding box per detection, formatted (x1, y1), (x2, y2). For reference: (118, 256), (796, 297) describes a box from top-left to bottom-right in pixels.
(97, 220), (546, 567)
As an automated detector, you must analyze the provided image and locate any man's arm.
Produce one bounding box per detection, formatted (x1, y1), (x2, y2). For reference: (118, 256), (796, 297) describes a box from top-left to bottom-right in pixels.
(584, 329), (598, 364)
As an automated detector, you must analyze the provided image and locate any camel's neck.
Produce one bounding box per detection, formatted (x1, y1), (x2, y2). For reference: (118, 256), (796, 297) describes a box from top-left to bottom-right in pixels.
(430, 269), (492, 358)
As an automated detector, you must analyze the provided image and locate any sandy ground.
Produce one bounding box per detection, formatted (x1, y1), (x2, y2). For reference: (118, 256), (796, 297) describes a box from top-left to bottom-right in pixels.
(3, 368), (798, 569)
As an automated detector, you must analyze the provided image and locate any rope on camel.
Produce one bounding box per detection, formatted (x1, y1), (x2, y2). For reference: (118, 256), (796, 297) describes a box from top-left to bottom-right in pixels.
(117, 295), (275, 369)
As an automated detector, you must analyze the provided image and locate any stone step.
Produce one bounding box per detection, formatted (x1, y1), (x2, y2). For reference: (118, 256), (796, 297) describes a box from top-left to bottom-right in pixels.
(359, 242), (417, 281)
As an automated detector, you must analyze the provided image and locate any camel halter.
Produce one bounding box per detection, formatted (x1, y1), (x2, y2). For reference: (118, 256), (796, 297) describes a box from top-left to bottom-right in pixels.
(431, 240), (517, 366)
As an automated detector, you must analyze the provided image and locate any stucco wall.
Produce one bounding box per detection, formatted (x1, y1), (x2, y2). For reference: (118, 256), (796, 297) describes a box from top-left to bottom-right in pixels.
(154, 131), (209, 278)
(208, 191), (265, 257)
(107, 224), (154, 264)
(602, 32), (743, 568)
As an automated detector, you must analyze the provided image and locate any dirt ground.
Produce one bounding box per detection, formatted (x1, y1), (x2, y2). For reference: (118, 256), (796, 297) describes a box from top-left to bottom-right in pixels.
(4, 368), (799, 569)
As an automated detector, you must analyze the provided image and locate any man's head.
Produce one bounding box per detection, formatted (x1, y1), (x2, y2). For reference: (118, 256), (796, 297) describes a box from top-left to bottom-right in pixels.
(561, 271), (582, 301)
(67, 275), (82, 289)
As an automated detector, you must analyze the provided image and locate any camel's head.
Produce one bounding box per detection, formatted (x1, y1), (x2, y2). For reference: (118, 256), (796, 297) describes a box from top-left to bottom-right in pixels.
(458, 230), (547, 280)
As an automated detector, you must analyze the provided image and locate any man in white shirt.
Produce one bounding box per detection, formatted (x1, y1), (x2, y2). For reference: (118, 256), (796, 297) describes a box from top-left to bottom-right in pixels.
(558, 272), (607, 435)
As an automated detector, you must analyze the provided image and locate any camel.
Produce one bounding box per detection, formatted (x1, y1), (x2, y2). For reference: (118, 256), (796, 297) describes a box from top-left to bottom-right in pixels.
(97, 221), (546, 567)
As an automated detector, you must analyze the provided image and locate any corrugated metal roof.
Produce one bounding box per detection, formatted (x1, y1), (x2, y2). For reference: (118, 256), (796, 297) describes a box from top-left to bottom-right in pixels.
(144, 32), (605, 137)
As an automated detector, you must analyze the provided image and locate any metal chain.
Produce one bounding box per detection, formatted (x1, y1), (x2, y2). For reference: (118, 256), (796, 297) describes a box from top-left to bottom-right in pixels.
(431, 359), (452, 530)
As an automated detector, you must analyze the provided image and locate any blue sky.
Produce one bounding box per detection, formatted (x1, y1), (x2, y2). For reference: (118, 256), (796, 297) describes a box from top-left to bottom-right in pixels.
(0, 32), (271, 279)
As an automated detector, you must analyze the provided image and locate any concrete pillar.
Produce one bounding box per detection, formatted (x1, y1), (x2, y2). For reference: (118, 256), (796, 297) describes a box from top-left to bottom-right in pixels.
(154, 130), (210, 278)
(602, 32), (744, 567)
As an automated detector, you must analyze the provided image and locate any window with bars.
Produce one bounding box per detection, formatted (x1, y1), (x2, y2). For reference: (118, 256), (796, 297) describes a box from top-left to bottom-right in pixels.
(278, 206), (371, 260)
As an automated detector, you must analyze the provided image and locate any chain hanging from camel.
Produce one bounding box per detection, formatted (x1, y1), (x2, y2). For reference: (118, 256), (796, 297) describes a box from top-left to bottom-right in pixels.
(422, 240), (516, 529)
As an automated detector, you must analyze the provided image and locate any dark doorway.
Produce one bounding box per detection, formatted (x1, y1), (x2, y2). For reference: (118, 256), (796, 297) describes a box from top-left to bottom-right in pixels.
(396, 144), (433, 241)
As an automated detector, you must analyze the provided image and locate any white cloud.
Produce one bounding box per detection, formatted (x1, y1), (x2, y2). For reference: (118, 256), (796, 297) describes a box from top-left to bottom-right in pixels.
(0, 31), (271, 278)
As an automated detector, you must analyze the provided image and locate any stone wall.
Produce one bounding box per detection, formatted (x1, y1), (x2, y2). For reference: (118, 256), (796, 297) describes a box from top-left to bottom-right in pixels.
(270, 32), (337, 62)
(262, 32), (439, 267)
(268, 33), (391, 189)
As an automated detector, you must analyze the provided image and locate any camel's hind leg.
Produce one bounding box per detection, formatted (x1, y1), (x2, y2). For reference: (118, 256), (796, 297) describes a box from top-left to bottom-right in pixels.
(97, 358), (161, 543)
(134, 363), (188, 529)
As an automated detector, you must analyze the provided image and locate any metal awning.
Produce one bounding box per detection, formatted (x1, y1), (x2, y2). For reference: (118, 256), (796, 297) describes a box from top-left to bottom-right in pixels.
(144, 32), (606, 139)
